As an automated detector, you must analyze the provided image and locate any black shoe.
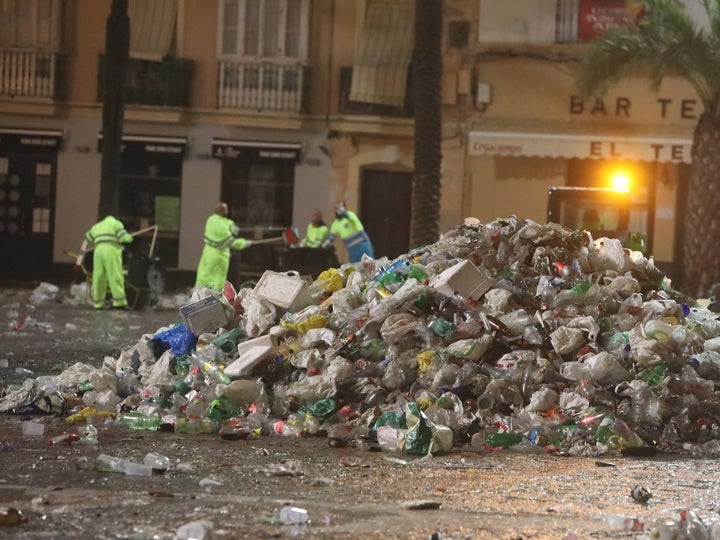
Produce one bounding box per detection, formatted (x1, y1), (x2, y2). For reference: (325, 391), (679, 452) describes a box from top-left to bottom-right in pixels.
(111, 305), (129, 310)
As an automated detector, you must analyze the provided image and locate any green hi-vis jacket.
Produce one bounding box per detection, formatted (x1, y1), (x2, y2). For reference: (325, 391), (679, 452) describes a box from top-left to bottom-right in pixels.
(195, 213), (249, 291)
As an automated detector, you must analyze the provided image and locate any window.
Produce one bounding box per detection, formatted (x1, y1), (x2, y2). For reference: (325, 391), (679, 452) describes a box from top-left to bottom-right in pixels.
(219, 0), (310, 61)
(128, 0), (178, 61)
(0, 0), (61, 50)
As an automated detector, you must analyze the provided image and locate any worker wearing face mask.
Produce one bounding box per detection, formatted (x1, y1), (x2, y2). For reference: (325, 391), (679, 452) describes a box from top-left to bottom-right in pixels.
(322, 201), (374, 263)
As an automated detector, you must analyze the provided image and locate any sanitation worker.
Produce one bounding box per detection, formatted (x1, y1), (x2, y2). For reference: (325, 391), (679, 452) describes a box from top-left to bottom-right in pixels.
(195, 202), (253, 291)
(84, 215), (133, 309)
(298, 209), (329, 248)
(322, 201), (374, 263)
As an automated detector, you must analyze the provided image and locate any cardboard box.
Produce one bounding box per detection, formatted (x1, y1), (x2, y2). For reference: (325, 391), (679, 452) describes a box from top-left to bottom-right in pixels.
(223, 334), (277, 378)
(179, 295), (230, 336)
(254, 270), (314, 312)
(430, 260), (495, 300)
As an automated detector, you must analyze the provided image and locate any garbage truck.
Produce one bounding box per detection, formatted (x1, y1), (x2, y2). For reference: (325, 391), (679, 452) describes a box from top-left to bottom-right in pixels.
(546, 186), (647, 252)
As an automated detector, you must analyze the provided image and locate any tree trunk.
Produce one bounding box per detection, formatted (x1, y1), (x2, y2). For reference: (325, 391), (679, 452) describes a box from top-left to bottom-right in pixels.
(682, 113), (720, 298)
(410, 0), (442, 249)
(98, 0), (129, 219)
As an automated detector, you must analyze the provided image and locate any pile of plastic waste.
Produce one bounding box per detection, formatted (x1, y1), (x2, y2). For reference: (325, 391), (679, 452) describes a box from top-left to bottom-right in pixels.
(4, 216), (720, 460)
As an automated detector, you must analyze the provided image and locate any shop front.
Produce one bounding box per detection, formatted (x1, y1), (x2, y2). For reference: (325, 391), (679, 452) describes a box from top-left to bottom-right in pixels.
(465, 58), (697, 278)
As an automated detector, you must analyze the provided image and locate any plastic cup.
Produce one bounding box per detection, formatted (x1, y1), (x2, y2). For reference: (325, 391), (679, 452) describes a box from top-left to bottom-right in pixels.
(21, 421), (45, 437)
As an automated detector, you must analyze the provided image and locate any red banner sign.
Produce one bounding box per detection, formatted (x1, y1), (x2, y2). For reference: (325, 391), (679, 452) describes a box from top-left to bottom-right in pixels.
(578, 0), (642, 41)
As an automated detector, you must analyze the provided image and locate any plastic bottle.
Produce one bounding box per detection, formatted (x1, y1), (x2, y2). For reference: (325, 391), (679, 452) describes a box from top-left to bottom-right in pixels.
(270, 420), (303, 437)
(115, 412), (162, 431)
(176, 417), (219, 434)
(407, 265), (428, 283)
(484, 432), (525, 449)
(278, 504), (309, 524)
(96, 454), (153, 476)
(143, 452), (171, 473)
(190, 347), (231, 385)
(211, 327), (247, 354)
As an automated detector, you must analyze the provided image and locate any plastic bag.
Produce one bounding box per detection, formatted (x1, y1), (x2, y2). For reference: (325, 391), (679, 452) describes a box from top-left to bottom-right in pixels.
(153, 325), (198, 356)
(550, 326), (585, 355)
(402, 401), (452, 455)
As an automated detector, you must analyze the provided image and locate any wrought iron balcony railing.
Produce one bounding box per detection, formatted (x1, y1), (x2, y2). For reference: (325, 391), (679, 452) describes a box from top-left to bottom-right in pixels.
(0, 48), (66, 99)
(218, 60), (310, 112)
(97, 55), (194, 108)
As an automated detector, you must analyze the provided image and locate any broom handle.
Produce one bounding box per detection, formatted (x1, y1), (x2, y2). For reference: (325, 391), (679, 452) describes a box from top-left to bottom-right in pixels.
(131, 225), (158, 258)
(249, 236), (285, 245)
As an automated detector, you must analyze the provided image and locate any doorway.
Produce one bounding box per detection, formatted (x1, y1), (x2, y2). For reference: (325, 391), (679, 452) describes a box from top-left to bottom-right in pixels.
(0, 154), (56, 278)
(360, 168), (412, 259)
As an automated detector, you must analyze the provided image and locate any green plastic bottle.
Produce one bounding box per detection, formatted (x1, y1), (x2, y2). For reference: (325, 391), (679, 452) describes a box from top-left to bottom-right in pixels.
(116, 412), (162, 431)
(485, 432), (525, 448)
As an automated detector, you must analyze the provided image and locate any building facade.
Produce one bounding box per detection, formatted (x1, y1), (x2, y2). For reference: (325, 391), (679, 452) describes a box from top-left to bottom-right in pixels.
(0, 0), (698, 285)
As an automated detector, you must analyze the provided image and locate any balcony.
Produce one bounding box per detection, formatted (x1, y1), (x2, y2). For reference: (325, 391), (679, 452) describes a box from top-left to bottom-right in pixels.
(0, 49), (66, 99)
(218, 61), (310, 112)
(97, 56), (194, 108)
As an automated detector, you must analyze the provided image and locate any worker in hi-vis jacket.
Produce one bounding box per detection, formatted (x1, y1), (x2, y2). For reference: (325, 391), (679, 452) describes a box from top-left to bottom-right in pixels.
(195, 202), (253, 291)
(322, 201), (374, 263)
(84, 215), (133, 309)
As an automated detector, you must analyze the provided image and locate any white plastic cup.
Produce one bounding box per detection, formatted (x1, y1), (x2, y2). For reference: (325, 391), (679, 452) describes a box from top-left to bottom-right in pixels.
(21, 421), (45, 438)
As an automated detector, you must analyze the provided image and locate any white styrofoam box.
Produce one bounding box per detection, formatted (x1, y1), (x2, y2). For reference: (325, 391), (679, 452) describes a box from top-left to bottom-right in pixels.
(253, 270), (314, 312)
(223, 334), (278, 378)
(430, 260), (495, 300)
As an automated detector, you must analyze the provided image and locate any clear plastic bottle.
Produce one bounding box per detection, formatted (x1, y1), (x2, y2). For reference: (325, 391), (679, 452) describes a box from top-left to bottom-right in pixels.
(270, 420), (303, 437)
(278, 504), (309, 524)
(190, 346), (231, 385)
(176, 417), (219, 434)
(143, 452), (171, 472)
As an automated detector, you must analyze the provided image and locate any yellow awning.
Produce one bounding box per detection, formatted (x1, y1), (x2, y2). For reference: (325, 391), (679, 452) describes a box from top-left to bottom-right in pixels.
(350, 0), (415, 107)
(128, 0), (177, 61)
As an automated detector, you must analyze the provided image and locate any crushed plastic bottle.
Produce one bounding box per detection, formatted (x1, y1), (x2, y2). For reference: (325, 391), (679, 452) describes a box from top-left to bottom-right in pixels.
(96, 454), (153, 476)
(278, 504), (309, 524)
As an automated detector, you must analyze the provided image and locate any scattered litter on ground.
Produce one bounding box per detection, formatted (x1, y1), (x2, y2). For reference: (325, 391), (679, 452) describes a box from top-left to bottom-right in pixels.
(5, 216), (720, 536)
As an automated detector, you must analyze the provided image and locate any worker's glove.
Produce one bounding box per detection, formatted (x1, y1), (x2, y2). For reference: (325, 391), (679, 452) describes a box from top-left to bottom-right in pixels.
(321, 239), (333, 249)
(244, 239), (253, 248)
(231, 224), (241, 237)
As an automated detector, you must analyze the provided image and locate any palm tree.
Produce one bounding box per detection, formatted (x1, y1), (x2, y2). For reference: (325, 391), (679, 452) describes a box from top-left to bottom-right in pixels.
(576, 0), (720, 298)
(98, 0), (129, 219)
(410, 0), (443, 249)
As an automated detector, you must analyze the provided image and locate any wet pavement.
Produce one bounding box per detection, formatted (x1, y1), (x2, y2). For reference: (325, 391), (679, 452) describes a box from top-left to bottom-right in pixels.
(1, 282), (720, 539)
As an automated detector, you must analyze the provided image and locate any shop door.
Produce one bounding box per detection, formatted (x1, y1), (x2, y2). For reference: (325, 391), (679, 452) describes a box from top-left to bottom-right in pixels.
(0, 155), (55, 278)
(360, 169), (412, 259)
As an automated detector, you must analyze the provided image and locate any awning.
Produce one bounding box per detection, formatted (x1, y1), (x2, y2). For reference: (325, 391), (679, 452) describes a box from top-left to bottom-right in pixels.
(128, 0), (178, 61)
(0, 127), (64, 152)
(350, 0), (415, 107)
(211, 139), (303, 162)
(467, 120), (694, 163)
(97, 133), (188, 155)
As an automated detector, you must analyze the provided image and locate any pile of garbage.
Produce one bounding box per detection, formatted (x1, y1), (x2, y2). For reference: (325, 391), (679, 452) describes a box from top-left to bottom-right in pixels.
(3, 216), (720, 458)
